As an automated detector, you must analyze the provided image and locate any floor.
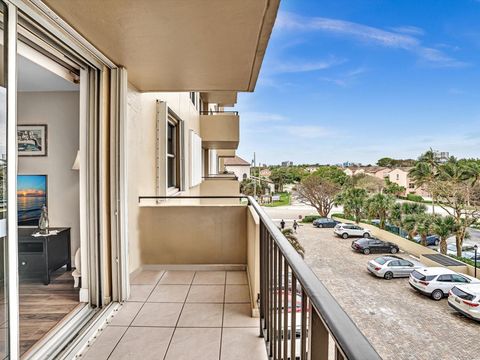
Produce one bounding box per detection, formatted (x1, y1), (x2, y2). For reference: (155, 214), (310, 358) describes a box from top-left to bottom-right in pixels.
(19, 269), (80, 356)
(293, 224), (480, 360)
(82, 270), (268, 360)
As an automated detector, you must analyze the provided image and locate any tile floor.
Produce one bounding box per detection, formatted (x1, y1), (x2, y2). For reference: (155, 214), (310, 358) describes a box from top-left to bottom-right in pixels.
(81, 270), (267, 360)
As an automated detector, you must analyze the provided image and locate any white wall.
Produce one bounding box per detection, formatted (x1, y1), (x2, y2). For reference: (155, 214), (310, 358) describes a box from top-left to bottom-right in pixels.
(18, 91), (80, 265)
(225, 165), (250, 181)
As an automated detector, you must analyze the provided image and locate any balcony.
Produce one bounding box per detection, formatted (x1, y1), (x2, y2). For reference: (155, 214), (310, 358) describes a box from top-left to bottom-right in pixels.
(200, 111), (239, 150)
(82, 196), (381, 360)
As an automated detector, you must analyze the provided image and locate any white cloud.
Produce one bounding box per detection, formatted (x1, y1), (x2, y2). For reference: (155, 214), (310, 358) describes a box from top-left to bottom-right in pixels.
(319, 67), (368, 87)
(270, 57), (345, 74)
(276, 11), (467, 68)
(390, 25), (425, 36)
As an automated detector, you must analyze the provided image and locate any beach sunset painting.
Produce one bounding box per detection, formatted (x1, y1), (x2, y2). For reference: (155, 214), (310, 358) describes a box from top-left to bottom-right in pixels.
(17, 175), (47, 226)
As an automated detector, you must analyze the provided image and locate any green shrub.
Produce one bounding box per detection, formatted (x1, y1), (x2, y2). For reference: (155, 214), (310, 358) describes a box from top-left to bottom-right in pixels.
(449, 255), (480, 268)
(301, 215), (321, 223)
(406, 193), (424, 202)
(330, 213), (355, 221)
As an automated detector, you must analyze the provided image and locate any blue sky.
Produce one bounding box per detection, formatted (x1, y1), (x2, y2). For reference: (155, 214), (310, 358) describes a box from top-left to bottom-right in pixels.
(236, 0), (480, 165)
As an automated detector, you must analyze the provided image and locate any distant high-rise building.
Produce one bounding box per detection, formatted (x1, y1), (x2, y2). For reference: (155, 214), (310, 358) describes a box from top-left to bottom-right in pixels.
(281, 161), (293, 167)
(433, 150), (449, 163)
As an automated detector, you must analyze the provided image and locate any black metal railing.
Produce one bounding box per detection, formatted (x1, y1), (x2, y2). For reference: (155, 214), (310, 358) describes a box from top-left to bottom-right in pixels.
(136, 195), (381, 360)
(200, 110), (239, 115)
(250, 197), (381, 360)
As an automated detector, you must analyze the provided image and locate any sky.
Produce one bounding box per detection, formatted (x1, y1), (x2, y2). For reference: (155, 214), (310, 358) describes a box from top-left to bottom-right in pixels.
(236, 0), (480, 166)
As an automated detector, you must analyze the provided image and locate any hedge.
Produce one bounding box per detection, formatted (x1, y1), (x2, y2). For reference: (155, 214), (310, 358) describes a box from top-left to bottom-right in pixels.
(301, 215), (321, 223)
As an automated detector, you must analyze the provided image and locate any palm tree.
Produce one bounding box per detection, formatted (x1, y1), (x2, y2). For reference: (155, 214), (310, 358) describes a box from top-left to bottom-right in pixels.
(281, 228), (305, 258)
(415, 213), (435, 246)
(366, 193), (396, 229)
(402, 214), (417, 240)
(409, 149), (440, 213)
(336, 187), (367, 224)
(432, 216), (456, 255)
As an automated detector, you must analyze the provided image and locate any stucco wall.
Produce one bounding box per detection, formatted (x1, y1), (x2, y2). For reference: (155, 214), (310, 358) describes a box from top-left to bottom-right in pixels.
(138, 205), (247, 265)
(247, 205), (260, 313)
(18, 91), (80, 265)
(127, 87), (204, 273)
(225, 165), (250, 181)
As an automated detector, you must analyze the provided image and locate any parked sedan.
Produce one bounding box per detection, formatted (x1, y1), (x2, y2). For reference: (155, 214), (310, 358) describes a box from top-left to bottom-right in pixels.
(351, 238), (399, 255)
(367, 256), (423, 280)
(409, 267), (480, 301)
(448, 284), (480, 321)
(334, 223), (371, 239)
(413, 234), (440, 246)
(313, 218), (338, 228)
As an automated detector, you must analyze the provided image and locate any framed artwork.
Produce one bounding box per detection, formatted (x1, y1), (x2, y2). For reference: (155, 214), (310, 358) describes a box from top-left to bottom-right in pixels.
(17, 124), (47, 156)
(17, 175), (48, 226)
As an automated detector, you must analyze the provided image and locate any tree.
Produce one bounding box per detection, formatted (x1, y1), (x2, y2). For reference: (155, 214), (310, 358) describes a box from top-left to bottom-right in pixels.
(409, 149), (440, 213)
(336, 187), (367, 223)
(365, 193), (396, 229)
(402, 214), (418, 240)
(415, 213), (436, 246)
(401, 202), (427, 216)
(312, 166), (349, 186)
(384, 179), (406, 197)
(240, 178), (268, 196)
(377, 157), (395, 167)
(354, 174), (385, 194)
(296, 173), (342, 217)
(432, 216), (456, 255)
(269, 166), (307, 192)
(281, 228), (305, 258)
(431, 159), (480, 257)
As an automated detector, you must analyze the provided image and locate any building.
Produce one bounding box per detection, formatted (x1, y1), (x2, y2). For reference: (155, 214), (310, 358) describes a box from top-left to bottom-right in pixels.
(305, 166), (319, 173)
(434, 150), (450, 163)
(259, 168), (272, 177)
(0, 1), (380, 360)
(387, 167), (429, 196)
(363, 166), (391, 180)
(224, 155), (251, 181)
(281, 160), (293, 166)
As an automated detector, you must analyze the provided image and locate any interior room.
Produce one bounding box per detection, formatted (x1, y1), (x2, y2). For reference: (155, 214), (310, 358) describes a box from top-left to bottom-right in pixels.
(16, 49), (82, 356)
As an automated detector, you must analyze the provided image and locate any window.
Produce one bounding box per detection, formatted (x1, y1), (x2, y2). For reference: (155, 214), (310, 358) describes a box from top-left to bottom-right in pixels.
(400, 260), (413, 267)
(388, 261), (400, 267)
(451, 274), (469, 283)
(167, 120), (178, 188)
(408, 183), (415, 189)
(437, 274), (452, 282)
(396, 174), (400, 181)
(189, 91), (197, 108)
(242, 173), (247, 180)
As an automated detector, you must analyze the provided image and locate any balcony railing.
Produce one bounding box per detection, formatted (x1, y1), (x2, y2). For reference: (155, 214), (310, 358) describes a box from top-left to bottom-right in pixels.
(200, 110), (239, 115)
(249, 198), (381, 360)
(136, 195), (381, 360)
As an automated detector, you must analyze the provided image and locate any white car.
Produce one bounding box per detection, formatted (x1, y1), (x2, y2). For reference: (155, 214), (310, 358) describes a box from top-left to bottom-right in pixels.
(367, 256), (423, 280)
(334, 223), (371, 239)
(448, 284), (480, 321)
(409, 267), (480, 301)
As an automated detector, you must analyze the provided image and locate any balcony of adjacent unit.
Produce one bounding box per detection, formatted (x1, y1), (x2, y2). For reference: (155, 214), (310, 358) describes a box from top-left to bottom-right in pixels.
(200, 110), (240, 150)
(81, 196), (382, 360)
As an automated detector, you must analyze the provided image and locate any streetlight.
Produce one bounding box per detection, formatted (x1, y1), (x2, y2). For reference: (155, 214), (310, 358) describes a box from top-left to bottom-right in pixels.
(475, 244), (478, 278)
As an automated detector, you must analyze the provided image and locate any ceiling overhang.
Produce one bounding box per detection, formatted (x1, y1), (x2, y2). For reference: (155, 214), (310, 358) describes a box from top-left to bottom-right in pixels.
(200, 91), (238, 107)
(42, 0), (280, 92)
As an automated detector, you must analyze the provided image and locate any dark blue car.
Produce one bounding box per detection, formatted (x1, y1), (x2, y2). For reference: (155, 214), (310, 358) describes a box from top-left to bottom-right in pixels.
(413, 234), (440, 246)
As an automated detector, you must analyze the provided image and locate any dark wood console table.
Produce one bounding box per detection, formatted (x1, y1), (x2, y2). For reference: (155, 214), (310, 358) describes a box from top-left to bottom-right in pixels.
(18, 227), (71, 285)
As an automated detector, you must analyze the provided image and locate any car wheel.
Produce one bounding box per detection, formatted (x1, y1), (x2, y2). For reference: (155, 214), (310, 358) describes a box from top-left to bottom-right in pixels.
(363, 233), (370, 238)
(318, 224), (323, 228)
(363, 248), (370, 255)
(342, 233), (348, 239)
(434, 239), (439, 246)
(390, 247), (398, 254)
(431, 289), (443, 301)
(384, 271), (394, 280)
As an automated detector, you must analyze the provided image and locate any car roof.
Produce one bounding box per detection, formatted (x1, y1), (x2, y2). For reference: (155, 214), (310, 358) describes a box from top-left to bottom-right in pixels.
(374, 255), (401, 261)
(417, 267), (457, 275)
(454, 283), (480, 295)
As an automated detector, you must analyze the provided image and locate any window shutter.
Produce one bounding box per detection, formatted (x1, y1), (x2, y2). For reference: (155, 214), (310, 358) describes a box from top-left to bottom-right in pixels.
(190, 130), (202, 187)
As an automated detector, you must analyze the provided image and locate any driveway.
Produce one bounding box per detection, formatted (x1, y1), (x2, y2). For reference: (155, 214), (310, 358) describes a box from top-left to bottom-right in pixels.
(282, 224), (480, 360)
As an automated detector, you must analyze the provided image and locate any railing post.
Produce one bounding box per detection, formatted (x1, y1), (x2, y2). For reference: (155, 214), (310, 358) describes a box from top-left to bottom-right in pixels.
(309, 306), (329, 360)
(259, 221), (265, 337)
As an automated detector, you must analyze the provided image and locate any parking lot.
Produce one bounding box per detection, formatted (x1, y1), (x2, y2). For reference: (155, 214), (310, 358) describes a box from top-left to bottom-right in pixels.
(296, 224), (480, 360)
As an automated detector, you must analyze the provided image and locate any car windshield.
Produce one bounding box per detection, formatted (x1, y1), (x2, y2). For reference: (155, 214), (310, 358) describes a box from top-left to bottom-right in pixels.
(374, 257), (387, 265)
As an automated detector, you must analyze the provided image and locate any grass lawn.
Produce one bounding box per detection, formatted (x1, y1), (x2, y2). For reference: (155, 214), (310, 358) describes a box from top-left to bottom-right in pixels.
(263, 192), (291, 207)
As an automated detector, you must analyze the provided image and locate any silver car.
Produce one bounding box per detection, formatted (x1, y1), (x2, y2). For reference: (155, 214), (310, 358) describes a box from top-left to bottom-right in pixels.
(367, 256), (423, 280)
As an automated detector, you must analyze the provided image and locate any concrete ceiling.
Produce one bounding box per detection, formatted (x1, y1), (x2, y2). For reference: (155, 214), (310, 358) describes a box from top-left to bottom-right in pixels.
(42, 0), (279, 92)
(201, 91), (238, 107)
